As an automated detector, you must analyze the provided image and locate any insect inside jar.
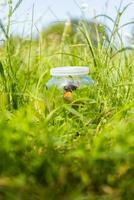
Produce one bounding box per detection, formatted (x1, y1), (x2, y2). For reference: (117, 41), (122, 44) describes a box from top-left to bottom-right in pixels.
(46, 66), (94, 101)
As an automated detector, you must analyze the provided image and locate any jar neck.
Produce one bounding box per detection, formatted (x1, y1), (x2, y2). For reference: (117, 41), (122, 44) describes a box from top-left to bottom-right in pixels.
(52, 75), (87, 78)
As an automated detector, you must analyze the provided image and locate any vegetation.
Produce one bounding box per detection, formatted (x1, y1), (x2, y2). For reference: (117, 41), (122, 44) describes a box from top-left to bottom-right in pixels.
(41, 19), (108, 47)
(0, 1), (134, 199)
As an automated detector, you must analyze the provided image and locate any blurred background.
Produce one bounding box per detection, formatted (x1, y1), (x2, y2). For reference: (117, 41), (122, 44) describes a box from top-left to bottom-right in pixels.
(0, 0), (134, 44)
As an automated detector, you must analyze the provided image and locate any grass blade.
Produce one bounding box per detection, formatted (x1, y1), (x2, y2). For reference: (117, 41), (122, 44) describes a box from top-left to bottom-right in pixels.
(12, 0), (23, 14)
(0, 20), (8, 39)
(119, 21), (134, 30)
(94, 14), (115, 24)
(111, 47), (134, 58)
(79, 23), (97, 67)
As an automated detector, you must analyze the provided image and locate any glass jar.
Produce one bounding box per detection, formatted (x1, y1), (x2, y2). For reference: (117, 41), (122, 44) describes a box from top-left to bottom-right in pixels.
(46, 66), (94, 100)
(46, 66), (93, 88)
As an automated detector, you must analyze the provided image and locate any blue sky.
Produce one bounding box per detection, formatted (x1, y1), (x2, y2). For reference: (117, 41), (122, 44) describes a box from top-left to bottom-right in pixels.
(1, 0), (134, 38)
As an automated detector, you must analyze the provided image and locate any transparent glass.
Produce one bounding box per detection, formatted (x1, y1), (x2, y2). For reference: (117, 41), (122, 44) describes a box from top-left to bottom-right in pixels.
(46, 75), (94, 89)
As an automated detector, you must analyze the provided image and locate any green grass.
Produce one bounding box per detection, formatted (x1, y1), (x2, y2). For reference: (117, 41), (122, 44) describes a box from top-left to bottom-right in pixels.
(0, 1), (134, 199)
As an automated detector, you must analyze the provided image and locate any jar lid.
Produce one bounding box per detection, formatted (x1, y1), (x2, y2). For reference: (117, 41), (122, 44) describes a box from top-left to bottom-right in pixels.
(50, 66), (89, 76)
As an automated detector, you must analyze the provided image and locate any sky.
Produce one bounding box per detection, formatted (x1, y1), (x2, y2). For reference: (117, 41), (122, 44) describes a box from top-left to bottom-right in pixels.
(0, 0), (134, 39)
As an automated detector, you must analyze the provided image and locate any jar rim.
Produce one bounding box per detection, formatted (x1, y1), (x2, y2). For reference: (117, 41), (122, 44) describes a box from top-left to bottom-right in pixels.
(50, 66), (90, 76)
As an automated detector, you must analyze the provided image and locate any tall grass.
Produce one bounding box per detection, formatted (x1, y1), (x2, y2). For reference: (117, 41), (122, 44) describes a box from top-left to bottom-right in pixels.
(0, 1), (134, 199)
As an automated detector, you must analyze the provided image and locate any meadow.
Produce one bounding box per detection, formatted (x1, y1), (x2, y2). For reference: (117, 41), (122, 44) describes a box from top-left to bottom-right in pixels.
(0, 1), (134, 199)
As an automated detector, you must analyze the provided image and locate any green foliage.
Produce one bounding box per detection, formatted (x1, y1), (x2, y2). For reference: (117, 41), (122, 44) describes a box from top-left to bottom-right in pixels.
(0, 1), (134, 199)
(41, 19), (108, 48)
